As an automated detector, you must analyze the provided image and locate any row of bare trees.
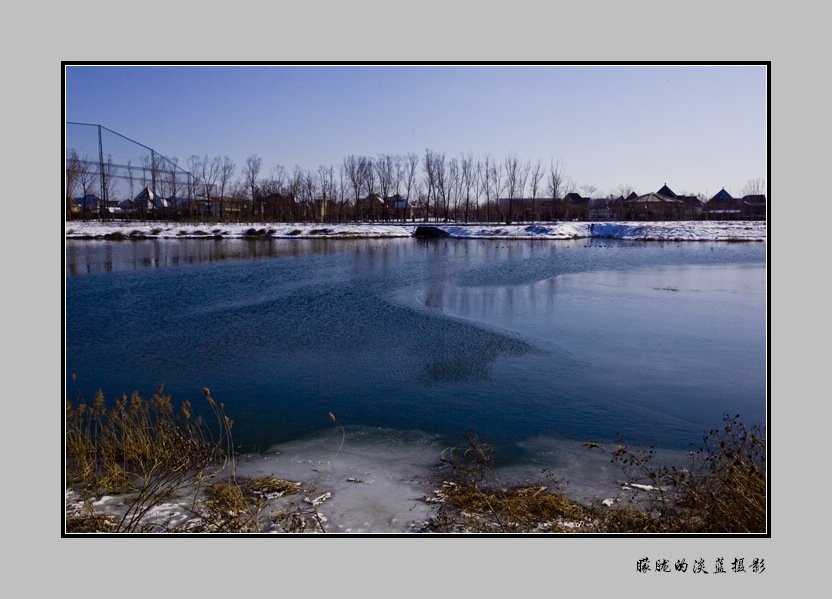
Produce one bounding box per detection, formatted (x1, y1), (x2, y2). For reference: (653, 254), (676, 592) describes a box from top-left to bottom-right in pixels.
(239, 151), (576, 223)
(68, 146), (764, 224)
(67, 145), (587, 223)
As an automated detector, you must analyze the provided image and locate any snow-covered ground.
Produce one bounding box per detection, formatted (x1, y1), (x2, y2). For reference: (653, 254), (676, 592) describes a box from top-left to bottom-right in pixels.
(65, 220), (767, 241)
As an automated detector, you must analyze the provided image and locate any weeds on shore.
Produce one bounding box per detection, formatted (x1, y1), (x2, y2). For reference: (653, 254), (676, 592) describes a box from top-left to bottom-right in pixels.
(65, 383), (347, 533)
(606, 414), (767, 533)
(422, 432), (595, 533)
(65, 385), (236, 532)
(66, 383), (765, 534)
(424, 415), (766, 534)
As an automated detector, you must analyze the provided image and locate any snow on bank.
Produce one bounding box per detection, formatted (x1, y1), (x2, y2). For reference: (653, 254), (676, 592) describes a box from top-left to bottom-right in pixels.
(66, 426), (661, 534)
(65, 220), (766, 242)
(441, 221), (766, 241)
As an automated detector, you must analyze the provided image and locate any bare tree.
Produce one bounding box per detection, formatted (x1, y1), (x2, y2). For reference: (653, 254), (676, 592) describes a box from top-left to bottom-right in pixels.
(447, 157), (462, 221)
(125, 160), (136, 207)
(164, 156), (181, 201)
(317, 164), (335, 222)
(563, 175), (577, 196)
(65, 149), (84, 220)
(616, 183), (634, 199)
(269, 165), (288, 194)
(528, 159), (543, 222)
(393, 154), (405, 198)
(547, 159), (565, 220)
(288, 166), (306, 221)
(343, 155), (363, 221)
(101, 154), (117, 219)
(200, 155), (222, 220)
(422, 149), (437, 222)
(215, 156), (236, 220)
(243, 155), (263, 220)
(435, 152), (449, 221)
(404, 153), (419, 218)
(299, 168), (317, 221)
(337, 164), (350, 222)
(472, 159), (485, 221)
(423, 149), (447, 222)
(488, 156), (504, 223)
(375, 154), (394, 204)
(503, 154), (524, 223)
(480, 154), (493, 222)
(78, 154), (97, 217)
(742, 178), (766, 196)
(184, 155), (203, 220)
(361, 157), (377, 220)
(460, 152), (475, 223)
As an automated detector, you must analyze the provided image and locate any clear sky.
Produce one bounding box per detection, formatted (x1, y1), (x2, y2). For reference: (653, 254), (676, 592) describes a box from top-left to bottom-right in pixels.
(64, 63), (768, 199)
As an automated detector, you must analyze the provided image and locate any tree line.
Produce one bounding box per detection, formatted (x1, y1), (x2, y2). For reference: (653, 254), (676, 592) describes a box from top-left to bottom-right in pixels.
(66, 148), (763, 223)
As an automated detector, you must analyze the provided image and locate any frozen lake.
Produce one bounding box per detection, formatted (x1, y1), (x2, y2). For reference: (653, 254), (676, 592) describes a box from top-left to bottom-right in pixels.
(65, 236), (767, 529)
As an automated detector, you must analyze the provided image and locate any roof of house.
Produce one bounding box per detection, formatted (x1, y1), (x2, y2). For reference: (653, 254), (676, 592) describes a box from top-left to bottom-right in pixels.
(134, 187), (159, 201)
(630, 192), (683, 204)
(709, 188), (734, 202)
(657, 184), (677, 198)
(384, 195), (412, 208)
(678, 195), (703, 207)
(741, 194), (767, 204)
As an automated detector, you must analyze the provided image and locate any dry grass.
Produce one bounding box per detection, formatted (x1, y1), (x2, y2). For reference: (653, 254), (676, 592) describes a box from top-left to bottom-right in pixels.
(423, 416), (766, 534)
(66, 384), (765, 534)
(422, 432), (595, 533)
(65, 384), (235, 532)
(65, 384), (346, 534)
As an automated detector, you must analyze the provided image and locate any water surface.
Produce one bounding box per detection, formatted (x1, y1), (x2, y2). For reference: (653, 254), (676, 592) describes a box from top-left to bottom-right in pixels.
(65, 237), (767, 465)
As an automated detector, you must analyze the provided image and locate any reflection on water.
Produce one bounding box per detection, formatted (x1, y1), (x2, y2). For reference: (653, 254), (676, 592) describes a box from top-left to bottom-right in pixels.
(65, 238), (357, 275)
(65, 237), (767, 461)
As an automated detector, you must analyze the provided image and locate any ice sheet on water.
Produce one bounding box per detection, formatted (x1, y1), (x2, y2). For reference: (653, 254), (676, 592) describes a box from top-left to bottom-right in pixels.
(237, 427), (696, 532)
(66, 426), (698, 533)
(235, 426), (447, 533)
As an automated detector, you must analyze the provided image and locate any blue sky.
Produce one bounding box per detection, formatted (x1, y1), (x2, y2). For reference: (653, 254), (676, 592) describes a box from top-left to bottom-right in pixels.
(65, 64), (767, 199)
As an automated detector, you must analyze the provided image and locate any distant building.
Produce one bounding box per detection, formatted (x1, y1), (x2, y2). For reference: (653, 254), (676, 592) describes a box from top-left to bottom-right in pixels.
(740, 194), (767, 220)
(356, 194), (384, 221)
(704, 188), (743, 219)
(624, 192), (685, 220)
(73, 193), (102, 212)
(383, 194), (418, 221)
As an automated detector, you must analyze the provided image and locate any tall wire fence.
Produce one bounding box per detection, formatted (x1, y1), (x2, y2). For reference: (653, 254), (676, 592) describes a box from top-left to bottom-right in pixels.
(65, 122), (198, 221)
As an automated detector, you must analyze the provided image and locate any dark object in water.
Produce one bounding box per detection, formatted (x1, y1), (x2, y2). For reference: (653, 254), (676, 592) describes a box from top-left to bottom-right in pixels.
(414, 226), (450, 238)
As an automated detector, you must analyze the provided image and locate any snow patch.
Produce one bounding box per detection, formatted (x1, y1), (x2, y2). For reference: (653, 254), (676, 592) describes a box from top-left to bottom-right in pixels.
(65, 220), (766, 242)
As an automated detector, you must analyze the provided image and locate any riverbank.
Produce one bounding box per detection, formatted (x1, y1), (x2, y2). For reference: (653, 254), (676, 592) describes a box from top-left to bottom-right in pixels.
(64, 423), (696, 534)
(65, 220), (767, 241)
